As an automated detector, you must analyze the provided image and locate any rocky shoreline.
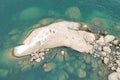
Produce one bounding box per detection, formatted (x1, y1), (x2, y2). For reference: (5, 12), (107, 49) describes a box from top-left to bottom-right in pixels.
(13, 21), (120, 80)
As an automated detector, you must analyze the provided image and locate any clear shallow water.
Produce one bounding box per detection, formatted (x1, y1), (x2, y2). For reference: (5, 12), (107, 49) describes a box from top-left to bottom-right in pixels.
(0, 0), (120, 80)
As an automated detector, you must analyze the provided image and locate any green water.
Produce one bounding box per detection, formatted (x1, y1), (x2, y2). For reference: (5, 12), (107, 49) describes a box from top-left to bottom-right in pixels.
(0, 0), (120, 80)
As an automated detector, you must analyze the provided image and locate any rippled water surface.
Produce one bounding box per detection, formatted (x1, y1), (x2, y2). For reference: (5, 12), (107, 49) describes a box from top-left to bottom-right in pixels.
(0, 0), (120, 80)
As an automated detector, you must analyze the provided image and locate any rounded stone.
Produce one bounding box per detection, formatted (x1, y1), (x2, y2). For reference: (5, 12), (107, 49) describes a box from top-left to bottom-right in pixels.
(65, 6), (81, 20)
(96, 36), (104, 43)
(100, 51), (107, 57)
(43, 62), (56, 72)
(111, 66), (116, 71)
(103, 57), (109, 65)
(104, 35), (115, 43)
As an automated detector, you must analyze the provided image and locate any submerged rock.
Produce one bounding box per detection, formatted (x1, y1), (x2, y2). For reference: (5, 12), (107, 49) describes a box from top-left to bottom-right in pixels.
(57, 71), (69, 80)
(39, 18), (55, 26)
(91, 18), (104, 27)
(77, 68), (86, 78)
(43, 62), (56, 72)
(65, 6), (81, 20)
(19, 7), (45, 20)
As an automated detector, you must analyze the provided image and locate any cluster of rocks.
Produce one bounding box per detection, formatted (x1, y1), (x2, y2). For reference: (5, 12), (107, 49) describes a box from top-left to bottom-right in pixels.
(30, 48), (67, 63)
(89, 34), (120, 72)
(30, 48), (50, 63)
(15, 21), (120, 80)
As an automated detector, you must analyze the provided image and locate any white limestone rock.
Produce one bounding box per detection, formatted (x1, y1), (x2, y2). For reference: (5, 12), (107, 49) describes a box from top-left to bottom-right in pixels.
(104, 35), (115, 43)
(103, 57), (109, 65)
(61, 50), (65, 56)
(100, 51), (107, 57)
(108, 72), (120, 80)
(96, 36), (105, 45)
(83, 32), (95, 43)
(13, 21), (95, 57)
(34, 53), (39, 59)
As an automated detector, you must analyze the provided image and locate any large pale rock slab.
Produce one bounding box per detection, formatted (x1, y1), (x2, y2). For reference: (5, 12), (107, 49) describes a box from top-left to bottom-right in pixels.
(13, 21), (95, 57)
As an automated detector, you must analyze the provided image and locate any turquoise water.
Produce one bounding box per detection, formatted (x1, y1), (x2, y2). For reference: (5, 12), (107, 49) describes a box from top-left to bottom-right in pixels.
(0, 0), (120, 80)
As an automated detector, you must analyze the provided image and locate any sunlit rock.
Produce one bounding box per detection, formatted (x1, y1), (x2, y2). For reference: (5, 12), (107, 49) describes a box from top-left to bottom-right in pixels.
(13, 21), (95, 57)
(103, 46), (111, 53)
(104, 35), (115, 43)
(108, 72), (120, 80)
(39, 18), (55, 26)
(99, 51), (107, 57)
(103, 57), (109, 65)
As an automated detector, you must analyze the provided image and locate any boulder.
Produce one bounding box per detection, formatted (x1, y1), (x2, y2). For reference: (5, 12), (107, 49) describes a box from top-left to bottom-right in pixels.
(108, 72), (120, 80)
(104, 35), (115, 43)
